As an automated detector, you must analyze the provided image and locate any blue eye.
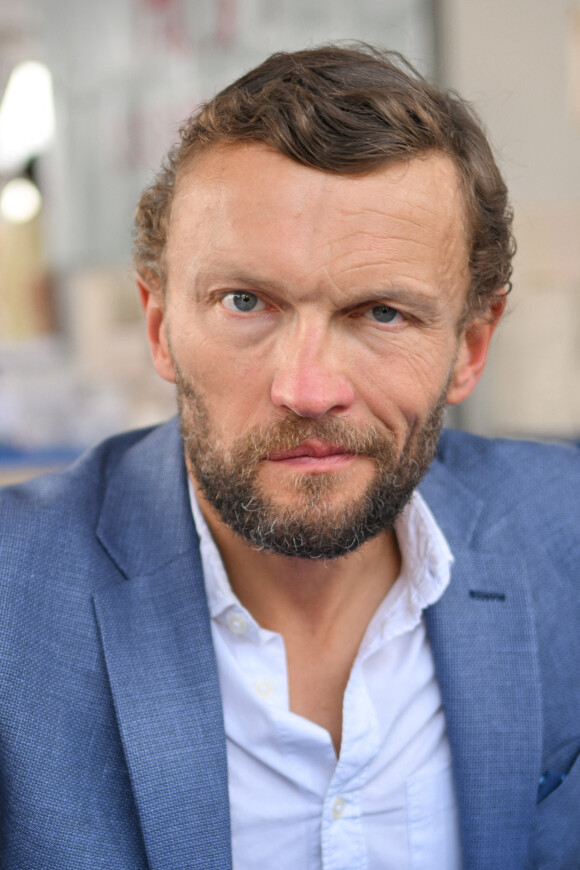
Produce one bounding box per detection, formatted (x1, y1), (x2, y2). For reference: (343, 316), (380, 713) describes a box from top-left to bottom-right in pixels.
(368, 305), (400, 324)
(222, 292), (265, 312)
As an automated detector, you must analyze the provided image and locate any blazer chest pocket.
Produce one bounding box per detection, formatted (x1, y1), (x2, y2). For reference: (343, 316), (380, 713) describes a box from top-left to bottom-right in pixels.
(525, 745), (580, 869)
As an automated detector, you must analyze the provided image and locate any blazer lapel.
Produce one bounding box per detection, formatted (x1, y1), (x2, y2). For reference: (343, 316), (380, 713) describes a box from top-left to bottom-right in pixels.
(93, 421), (232, 870)
(420, 459), (542, 870)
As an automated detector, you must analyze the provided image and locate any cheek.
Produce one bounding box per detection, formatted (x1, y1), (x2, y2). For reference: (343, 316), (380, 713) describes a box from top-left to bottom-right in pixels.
(183, 339), (273, 435)
(353, 336), (455, 426)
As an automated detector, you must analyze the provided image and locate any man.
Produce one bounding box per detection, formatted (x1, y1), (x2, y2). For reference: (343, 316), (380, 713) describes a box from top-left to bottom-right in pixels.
(0, 45), (578, 870)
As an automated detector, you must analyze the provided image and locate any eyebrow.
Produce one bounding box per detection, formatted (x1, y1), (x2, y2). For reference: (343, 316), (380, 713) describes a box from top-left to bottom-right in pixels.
(191, 269), (281, 297)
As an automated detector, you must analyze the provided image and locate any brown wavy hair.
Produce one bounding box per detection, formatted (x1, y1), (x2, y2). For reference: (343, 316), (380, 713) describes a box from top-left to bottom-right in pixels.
(134, 44), (514, 317)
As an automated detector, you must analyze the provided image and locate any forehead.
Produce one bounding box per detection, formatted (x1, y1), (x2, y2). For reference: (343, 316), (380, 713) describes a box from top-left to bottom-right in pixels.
(166, 144), (470, 303)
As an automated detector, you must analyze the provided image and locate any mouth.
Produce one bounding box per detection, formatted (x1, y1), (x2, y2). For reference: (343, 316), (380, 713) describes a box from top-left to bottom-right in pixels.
(266, 440), (356, 470)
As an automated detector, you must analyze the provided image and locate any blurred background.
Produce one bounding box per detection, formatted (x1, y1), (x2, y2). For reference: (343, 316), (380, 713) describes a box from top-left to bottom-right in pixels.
(1, 0), (579, 482)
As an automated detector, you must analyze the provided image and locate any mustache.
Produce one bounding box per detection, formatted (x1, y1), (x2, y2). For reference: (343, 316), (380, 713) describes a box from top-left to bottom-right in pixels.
(228, 412), (397, 465)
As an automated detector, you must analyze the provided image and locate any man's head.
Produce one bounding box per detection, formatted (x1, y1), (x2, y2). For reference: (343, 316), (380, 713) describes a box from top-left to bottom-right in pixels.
(134, 43), (514, 319)
(135, 45), (513, 559)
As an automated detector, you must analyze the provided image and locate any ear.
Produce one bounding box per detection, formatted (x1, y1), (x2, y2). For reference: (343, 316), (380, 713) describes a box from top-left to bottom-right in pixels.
(446, 295), (506, 405)
(137, 272), (176, 384)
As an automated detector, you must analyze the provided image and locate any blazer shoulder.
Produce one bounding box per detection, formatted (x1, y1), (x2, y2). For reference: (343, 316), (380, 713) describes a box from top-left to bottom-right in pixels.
(0, 423), (167, 581)
(1, 425), (155, 515)
(425, 429), (579, 557)
(435, 428), (580, 498)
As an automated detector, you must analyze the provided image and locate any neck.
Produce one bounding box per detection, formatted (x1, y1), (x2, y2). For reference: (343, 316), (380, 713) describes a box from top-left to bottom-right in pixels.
(193, 480), (402, 641)
(192, 477), (402, 754)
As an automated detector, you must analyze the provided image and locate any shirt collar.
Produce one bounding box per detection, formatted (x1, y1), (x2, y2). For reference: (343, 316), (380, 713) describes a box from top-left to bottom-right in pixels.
(188, 478), (240, 620)
(358, 494), (454, 653)
(188, 478), (454, 644)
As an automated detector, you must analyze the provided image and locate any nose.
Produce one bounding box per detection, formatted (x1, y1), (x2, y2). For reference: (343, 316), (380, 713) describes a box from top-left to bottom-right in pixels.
(270, 321), (355, 419)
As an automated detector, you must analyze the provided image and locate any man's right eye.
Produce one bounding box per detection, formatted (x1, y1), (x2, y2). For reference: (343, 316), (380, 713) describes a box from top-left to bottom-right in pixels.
(222, 292), (266, 312)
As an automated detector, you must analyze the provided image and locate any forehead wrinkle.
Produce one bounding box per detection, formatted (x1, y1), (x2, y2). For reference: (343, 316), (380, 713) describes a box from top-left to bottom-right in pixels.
(324, 236), (453, 284)
(348, 199), (459, 222)
(327, 248), (469, 305)
(332, 233), (444, 257)
(324, 214), (463, 255)
(323, 266), (451, 310)
(330, 258), (446, 285)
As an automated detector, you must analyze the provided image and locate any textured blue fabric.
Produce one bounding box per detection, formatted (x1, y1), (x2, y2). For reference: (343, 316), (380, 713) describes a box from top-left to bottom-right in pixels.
(0, 420), (578, 869)
(0, 422), (231, 869)
(421, 431), (580, 869)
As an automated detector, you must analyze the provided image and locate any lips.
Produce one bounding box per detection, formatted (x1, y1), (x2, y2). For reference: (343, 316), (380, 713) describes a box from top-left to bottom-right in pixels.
(267, 440), (352, 461)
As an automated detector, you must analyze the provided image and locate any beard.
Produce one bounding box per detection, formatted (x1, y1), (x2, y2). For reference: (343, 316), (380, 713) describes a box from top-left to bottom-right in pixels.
(175, 366), (446, 560)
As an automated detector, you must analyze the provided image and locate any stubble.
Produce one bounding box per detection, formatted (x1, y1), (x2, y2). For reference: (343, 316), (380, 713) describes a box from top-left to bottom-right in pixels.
(174, 363), (446, 560)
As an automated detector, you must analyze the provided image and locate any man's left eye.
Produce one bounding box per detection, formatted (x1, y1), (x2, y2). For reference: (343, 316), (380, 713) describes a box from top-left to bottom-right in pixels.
(364, 305), (402, 324)
(222, 292), (266, 313)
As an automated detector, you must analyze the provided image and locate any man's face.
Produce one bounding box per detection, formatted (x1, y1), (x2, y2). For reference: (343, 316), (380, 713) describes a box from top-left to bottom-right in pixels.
(142, 144), (498, 557)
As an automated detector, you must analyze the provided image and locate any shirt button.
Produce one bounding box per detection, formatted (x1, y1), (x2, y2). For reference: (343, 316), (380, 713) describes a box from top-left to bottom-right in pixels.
(332, 797), (346, 819)
(254, 679), (273, 698)
(227, 612), (248, 634)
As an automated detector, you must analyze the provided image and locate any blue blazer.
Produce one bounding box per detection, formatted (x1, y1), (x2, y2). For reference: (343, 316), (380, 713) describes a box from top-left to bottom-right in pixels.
(0, 419), (579, 869)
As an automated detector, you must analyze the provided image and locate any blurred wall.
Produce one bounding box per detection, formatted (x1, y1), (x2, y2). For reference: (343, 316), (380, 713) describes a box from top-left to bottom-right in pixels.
(438, 0), (580, 438)
(41, 0), (434, 272)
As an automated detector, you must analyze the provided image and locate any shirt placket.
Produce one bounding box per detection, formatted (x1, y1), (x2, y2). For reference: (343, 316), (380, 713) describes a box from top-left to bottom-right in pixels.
(320, 658), (380, 870)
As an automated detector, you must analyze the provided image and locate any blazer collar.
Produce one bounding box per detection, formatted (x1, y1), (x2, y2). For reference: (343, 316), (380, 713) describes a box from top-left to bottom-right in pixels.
(94, 420), (232, 869)
(420, 457), (543, 869)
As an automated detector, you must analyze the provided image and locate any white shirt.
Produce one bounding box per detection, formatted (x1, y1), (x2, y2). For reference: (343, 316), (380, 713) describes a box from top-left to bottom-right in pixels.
(189, 483), (462, 870)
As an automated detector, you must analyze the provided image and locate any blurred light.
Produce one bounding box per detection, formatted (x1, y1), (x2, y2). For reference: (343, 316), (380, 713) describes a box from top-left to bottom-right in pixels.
(0, 178), (43, 224)
(0, 62), (55, 173)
